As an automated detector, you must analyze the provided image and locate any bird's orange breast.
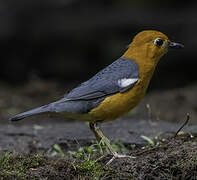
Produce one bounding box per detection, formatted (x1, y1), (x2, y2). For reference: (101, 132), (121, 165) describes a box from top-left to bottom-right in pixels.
(88, 79), (146, 122)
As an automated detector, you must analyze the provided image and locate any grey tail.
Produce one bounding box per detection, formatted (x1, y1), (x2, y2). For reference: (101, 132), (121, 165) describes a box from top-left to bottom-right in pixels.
(9, 104), (51, 122)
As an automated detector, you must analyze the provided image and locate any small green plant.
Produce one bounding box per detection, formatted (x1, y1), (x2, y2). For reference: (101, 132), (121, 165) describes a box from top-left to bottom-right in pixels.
(68, 146), (92, 160)
(112, 139), (126, 153)
(130, 144), (136, 150)
(141, 135), (155, 146)
(66, 141), (108, 179)
(52, 144), (65, 157)
(48, 144), (65, 157)
(67, 140), (106, 161)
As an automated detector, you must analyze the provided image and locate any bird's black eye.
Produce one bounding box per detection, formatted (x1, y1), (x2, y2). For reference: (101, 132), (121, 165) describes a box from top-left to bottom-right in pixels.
(153, 38), (164, 47)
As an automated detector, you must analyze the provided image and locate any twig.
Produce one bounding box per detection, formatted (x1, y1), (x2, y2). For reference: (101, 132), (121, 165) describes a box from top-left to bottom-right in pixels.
(146, 103), (152, 121)
(174, 113), (190, 137)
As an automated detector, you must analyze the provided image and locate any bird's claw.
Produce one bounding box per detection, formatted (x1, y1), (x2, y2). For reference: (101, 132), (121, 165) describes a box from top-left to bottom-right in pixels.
(106, 152), (135, 166)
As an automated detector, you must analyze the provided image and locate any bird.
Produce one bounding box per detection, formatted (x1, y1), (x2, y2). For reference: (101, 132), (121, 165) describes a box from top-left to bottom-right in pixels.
(10, 30), (184, 165)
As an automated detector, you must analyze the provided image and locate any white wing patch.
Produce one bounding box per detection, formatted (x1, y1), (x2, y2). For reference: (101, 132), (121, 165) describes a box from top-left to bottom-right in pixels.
(117, 78), (138, 88)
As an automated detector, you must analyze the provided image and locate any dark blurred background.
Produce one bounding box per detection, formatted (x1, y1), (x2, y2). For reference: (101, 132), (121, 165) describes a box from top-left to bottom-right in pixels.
(0, 0), (196, 89)
(0, 0), (197, 124)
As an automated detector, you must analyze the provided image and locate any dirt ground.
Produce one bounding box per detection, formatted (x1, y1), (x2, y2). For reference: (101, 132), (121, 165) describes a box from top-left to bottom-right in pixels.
(0, 78), (197, 179)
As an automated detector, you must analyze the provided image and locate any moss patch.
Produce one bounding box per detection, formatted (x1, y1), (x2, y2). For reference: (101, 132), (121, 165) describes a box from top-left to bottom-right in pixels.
(0, 153), (46, 179)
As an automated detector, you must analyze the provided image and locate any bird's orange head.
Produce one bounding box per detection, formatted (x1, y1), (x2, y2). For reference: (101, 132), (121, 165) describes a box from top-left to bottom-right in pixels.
(123, 30), (183, 64)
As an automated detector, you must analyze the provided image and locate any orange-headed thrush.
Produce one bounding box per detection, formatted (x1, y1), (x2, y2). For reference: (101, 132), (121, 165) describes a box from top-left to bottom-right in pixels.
(10, 30), (184, 164)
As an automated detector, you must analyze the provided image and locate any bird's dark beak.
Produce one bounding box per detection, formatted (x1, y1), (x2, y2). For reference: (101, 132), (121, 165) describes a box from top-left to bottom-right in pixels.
(169, 42), (184, 49)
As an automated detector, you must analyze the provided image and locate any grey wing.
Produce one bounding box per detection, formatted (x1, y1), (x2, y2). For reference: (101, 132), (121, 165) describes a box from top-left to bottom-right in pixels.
(50, 57), (139, 115)
(11, 58), (139, 120)
(64, 57), (139, 101)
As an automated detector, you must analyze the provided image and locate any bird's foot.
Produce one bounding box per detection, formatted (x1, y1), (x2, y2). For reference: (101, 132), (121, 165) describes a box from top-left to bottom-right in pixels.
(106, 152), (135, 166)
